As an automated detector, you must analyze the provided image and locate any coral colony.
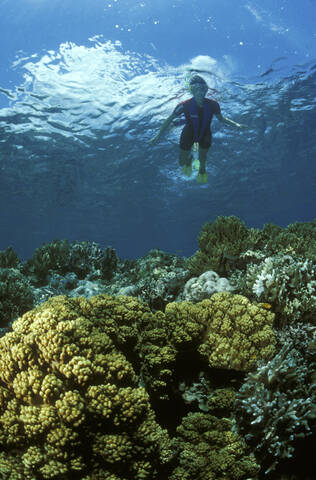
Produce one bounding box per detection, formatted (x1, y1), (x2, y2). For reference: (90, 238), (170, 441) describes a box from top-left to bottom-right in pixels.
(0, 216), (315, 480)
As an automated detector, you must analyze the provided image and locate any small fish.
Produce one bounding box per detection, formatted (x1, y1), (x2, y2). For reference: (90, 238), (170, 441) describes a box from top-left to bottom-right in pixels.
(261, 303), (272, 310)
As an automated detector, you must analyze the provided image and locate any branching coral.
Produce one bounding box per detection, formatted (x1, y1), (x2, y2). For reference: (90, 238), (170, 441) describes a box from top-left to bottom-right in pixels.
(0, 267), (34, 330)
(0, 294), (169, 480)
(265, 220), (316, 262)
(239, 254), (316, 324)
(234, 324), (316, 474)
(187, 217), (316, 281)
(197, 292), (276, 371)
(0, 246), (20, 269)
(22, 240), (119, 286)
(187, 216), (252, 276)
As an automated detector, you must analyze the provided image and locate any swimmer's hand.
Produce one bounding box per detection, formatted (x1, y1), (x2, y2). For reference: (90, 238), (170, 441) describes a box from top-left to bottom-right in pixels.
(236, 122), (249, 129)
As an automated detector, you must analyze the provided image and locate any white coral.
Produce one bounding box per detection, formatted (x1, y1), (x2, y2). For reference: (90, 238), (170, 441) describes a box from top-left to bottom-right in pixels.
(246, 254), (316, 321)
(252, 271), (275, 298)
(182, 270), (234, 302)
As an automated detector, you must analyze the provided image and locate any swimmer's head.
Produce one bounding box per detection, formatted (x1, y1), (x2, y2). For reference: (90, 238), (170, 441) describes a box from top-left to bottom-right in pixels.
(189, 75), (208, 101)
(189, 75), (208, 89)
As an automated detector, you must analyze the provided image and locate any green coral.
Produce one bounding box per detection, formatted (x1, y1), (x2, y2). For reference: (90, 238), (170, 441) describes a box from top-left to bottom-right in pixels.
(197, 292), (276, 371)
(169, 412), (260, 480)
(207, 388), (236, 415)
(265, 220), (316, 261)
(234, 324), (316, 475)
(0, 268), (34, 329)
(0, 246), (20, 268)
(187, 216), (252, 276)
(187, 216), (316, 279)
(22, 239), (72, 284)
(180, 374), (236, 415)
(138, 301), (210, 400)
(22, 240), (119, 286)
(138, 293), (276, 400)
(0, 295), (169, 480)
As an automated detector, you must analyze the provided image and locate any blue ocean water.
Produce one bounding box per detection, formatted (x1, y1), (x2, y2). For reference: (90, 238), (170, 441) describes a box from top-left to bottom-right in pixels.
(0, 0), (315, 260)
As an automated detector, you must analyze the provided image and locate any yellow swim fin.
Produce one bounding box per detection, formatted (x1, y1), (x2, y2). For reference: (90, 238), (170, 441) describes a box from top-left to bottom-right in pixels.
(197, 172), (208, 184)
(192, 159), (200, 171)
(182, 164), (192, 177)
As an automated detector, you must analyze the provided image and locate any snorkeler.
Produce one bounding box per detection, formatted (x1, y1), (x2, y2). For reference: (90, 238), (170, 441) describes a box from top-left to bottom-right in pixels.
(150, 75), (248, 183)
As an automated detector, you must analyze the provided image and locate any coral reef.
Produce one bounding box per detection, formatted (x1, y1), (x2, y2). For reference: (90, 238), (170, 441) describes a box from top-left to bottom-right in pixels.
(1, 216), (315, 480)
(234, 324), (316, 475)
(25, 247), (189, 312)
(0, 295), (170, 480)
(187, 216), (256, 276)
(181, 270), (234, 302)
(138, 292), (276, 400)
(264, 220), (316, 262)
(0, 267), (34, 330)
(237, 254), (316, 324)
(138, 300), (209, 400)
(198, 292), (276, 371)
(22, 240), (119, 286)
(179, 371), (236, 414)
(187, 217), (316, 279)
(118, 249), (188, 310)
(107, 249), (189, 310)
(169, 412), (260, 480)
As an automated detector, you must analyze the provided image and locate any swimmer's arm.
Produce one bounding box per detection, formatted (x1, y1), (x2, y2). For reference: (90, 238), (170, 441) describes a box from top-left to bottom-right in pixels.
(149, 112), (177, 145)
(215, 113), (248, 129)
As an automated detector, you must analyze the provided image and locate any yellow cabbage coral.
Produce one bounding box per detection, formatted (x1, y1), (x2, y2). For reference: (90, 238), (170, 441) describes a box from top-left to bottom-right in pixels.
(0, 295), (168, 480)
(169, 412), (260, 480)
(198, 292), (276, 371)
(137, 302), (209, 400)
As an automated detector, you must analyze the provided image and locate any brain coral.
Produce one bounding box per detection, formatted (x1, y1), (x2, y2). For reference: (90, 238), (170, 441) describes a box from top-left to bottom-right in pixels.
(197, 292), (277, 371)
(0, 294), (169, 480)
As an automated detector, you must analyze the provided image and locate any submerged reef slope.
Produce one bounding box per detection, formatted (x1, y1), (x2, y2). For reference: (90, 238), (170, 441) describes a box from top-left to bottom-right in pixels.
(0, 295), (170, 480)
(0, 292), (278, 480)
(0, 215), (315, 479)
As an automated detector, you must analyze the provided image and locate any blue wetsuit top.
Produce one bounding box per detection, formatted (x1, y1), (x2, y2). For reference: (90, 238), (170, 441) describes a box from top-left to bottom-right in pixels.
(173, 97), (221, 142)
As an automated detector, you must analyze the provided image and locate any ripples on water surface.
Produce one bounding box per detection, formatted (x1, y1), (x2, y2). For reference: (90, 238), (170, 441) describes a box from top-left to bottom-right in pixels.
(0, 39), (315, 258)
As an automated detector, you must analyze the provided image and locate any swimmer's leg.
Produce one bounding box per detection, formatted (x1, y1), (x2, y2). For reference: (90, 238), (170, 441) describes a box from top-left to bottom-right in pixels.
(179, 126), (194, 176)
(179, 148), (193, 176)
(197, 147), (209, 183)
